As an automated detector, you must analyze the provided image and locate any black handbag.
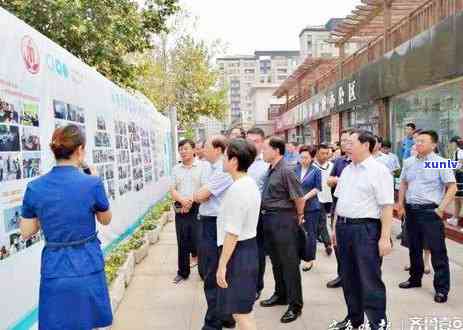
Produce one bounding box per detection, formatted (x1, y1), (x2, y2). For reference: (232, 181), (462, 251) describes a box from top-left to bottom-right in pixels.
(297, 225), (316, 262)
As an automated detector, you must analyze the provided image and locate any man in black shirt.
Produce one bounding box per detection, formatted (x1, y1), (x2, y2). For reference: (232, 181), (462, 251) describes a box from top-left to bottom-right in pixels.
(259, 137), (305, 324)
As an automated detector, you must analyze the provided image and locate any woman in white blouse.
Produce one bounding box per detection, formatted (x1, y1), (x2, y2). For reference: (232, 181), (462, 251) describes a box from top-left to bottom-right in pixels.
(216, 138), (261, 330)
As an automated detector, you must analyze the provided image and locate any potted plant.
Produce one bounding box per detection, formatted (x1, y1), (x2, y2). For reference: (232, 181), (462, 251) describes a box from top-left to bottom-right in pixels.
(105, 250), (128, 313)
(141, 220), (160, 245)
(130, 230), (149, 264)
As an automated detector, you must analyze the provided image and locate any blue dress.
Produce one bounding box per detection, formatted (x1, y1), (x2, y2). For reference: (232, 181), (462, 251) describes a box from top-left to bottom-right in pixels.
(22, 165), (113, 330)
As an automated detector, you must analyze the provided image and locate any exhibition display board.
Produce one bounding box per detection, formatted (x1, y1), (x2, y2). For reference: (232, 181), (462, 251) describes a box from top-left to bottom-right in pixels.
(0, 8), (172, 329)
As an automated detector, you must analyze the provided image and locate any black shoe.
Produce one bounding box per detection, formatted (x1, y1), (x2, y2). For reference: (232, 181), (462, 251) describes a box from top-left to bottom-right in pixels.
(326, 276), (342, 288)
(280, 307), (302, 324)
(330, 318), (363, 330)
(255, 290), (262, 301)
(396, 233), (403, 240)
(326, 246), (333, 256)
(260, 294), (287, 307)
(434, 293), (448, 303)
(173, 275), (187, 284)
(222, 320), (236, 328)
(399, 280), (422, 289)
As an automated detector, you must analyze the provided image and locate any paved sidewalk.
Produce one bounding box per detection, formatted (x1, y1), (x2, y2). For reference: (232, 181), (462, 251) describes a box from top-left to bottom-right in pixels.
(112, 221), (463, 330)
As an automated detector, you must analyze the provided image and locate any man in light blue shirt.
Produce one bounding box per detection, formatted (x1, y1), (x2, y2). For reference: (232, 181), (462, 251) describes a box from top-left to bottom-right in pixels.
(398, 130), (456, 304)
(246, 127), (269, 299)
(380, 140), (401, 174)
(401, 123), (416, 160)
(193, 135), (235, 330)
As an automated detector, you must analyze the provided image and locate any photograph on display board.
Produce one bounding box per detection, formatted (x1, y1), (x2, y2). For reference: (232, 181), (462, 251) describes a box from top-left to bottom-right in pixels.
(119, 179), (132, 196)
(22, 152), (41, 179)
(97, 165), (105, 179)
(0, 125), (20, 152)
(93, 150), (108, 164)
(0, 153), (21, 181)
(97, 116), (106, 131)
(105, 164), (114, 180)
(106, 180), (116, 200)
(108, 150), (115, 162)
(3, 205), (21, 233)
(134, 179), (144, 192)
(95, 132), (111, 148)
(53, 100), (67, 120)
(21, 103), (39, 127)
(21, 127), (41, 151)
(118, 164), (130, 180)
(0, 99), (19, 124)
(67, 104), (85, 124)
(1, 230), (43, 262)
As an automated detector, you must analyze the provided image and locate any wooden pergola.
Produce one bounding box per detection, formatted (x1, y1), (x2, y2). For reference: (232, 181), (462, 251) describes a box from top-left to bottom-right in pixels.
(330, 0), (430, 54)
(273, 57), (338, 113)
(274, 57), (337, 96)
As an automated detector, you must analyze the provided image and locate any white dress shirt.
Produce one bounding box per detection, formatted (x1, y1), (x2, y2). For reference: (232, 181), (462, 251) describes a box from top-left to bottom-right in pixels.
(313, 161), (334, 203)
(335, 156), (394, 219)
(217, 176), (261, 246)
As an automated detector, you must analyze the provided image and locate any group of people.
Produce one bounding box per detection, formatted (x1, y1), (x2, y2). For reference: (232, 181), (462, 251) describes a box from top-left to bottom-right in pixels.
(171, 123), (457, 330)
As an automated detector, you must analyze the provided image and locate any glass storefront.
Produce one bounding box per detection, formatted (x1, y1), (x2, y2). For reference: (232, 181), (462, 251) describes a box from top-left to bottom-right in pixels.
(340, 103), (379, 134)
(390, 78), (463, 159)
(319, 116), (331, 144)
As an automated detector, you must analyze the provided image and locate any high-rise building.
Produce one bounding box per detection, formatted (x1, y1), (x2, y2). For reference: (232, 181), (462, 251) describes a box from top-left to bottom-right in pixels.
(299, 18), (362, 60)
(217, 51), (299, 129)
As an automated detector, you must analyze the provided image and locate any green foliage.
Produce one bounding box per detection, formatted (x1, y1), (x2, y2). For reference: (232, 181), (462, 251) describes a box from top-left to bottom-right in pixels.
(134, 14), (228, 129)
(0, 0), (180, 88)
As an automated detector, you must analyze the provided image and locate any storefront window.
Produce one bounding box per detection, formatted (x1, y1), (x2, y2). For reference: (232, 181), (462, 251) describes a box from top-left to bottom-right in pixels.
(391, 79), (462, 159)
(340, 104), (379, 134)
(319, 117), (331, 144)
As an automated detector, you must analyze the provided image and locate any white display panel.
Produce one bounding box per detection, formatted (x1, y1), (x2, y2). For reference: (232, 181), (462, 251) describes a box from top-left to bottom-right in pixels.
(0, 8), (172, 329)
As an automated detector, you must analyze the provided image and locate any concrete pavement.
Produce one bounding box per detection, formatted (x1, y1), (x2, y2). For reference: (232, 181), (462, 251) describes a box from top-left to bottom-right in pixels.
(112, 221), (463, 330)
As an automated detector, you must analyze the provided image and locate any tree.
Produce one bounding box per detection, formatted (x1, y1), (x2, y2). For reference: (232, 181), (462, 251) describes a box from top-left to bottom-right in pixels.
(134, 12), (229, 130)
(0, 0), (179, 88)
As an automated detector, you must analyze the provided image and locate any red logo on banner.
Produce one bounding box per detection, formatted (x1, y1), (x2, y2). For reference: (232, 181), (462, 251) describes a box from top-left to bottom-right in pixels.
(21, 36), (40, 74)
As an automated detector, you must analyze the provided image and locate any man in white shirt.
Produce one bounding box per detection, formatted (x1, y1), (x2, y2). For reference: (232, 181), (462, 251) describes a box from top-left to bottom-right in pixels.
(246, 127), (269, 299)
(216, 139), (261, 330)
(193, 135), (235, 330)
(313, 144), (334, 256)
(170, 139), (202, 284)
(331, 129), (393, 330)
(374, 136), (400, 175)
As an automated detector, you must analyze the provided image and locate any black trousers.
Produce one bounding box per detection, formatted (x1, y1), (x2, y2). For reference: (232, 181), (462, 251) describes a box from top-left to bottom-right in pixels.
(256, 214), (266, 293)
(303, 210), (320, 261)
(317, 203), (332, 248)
(175, 204), (199, 278)
(405, 206), (450, 295)
(262, 211), (303, 309)
(199, 216), (234, 330)
(336, 221), (387, 330)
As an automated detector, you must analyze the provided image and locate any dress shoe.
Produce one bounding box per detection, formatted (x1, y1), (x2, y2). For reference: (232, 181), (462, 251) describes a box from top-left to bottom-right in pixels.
(260, 294), (287, 307)
(399, 280), (422, 289)
(434, 293), (448, 303)
(280, 307), (302, 324)
(326, 246), (333, 256)
(302, 263), (313, 272)
(326, 276), (342, 288)
(330, 318), (363, 330)
(222, 320), (236, 328)
(172, 275), (187, 284)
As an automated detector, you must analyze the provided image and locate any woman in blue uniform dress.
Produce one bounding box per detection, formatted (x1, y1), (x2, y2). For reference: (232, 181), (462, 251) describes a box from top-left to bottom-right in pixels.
(294, 145), (322, 272)
(20, 124), (113, 330)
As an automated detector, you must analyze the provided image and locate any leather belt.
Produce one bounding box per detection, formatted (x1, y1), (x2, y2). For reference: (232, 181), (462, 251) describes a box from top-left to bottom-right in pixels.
(45, 232), (98, 248)
(406, 203), (437, 210)
(337, 217), (380, 225)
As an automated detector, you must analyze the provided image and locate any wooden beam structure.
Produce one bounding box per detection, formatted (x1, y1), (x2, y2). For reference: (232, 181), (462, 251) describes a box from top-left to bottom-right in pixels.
(331, 0), (429, 45)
